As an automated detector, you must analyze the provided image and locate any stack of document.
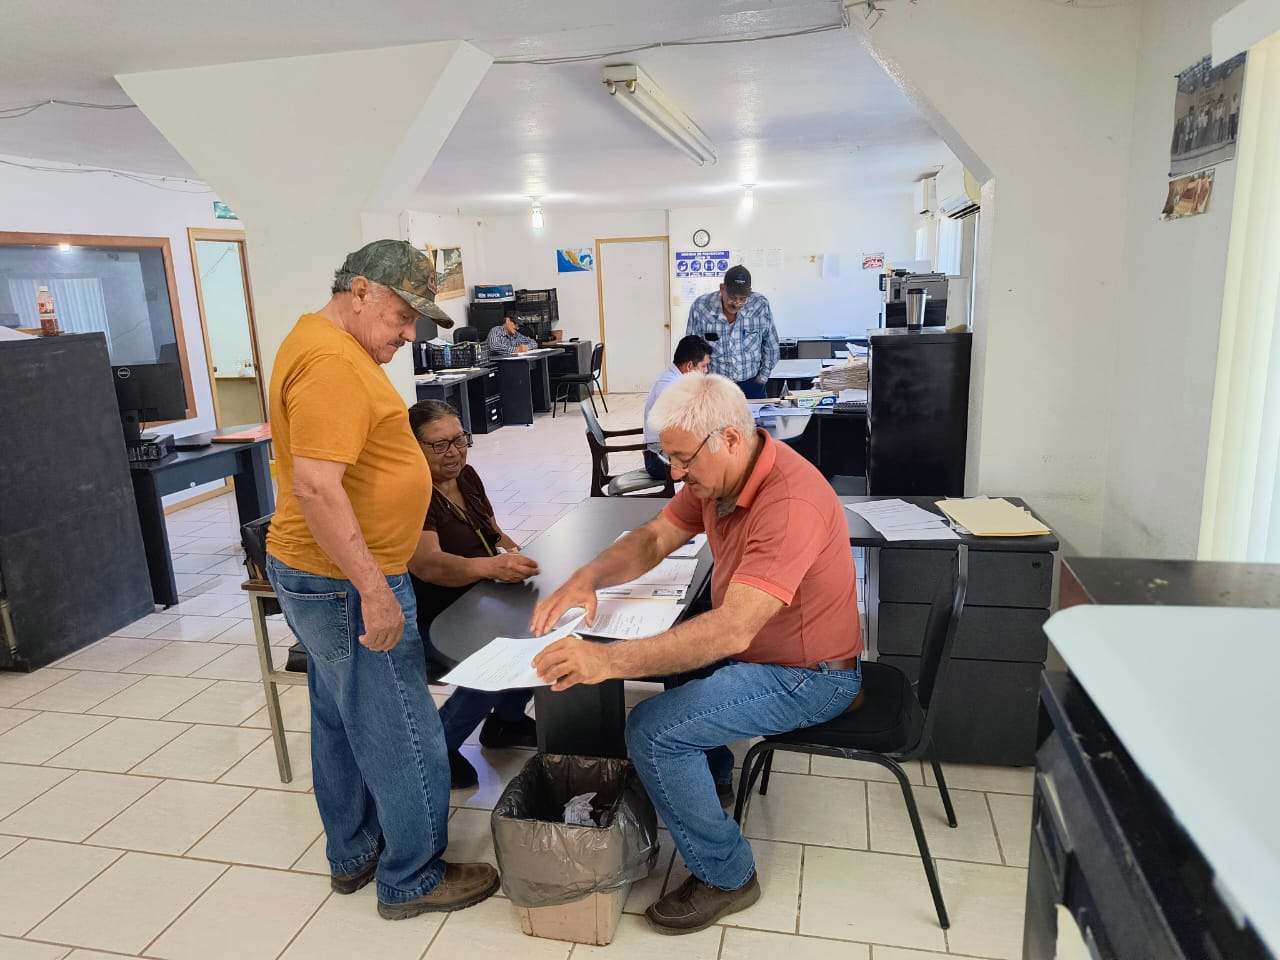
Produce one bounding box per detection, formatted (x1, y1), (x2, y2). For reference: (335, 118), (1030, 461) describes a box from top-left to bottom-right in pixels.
(598, 557), (699, 599)
(937, 498), (1050, 536)
(847, 499), (959, 541)
(580, 599), (682, 640)
(613, 531), (708, 559)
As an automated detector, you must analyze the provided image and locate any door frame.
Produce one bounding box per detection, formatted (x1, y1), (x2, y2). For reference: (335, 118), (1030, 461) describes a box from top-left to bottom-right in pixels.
(186, 227), (266, 427)
(593, 235), (671, 394)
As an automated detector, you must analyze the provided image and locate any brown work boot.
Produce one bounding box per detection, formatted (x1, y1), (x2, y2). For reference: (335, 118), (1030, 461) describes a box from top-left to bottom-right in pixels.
(645, 871), (761, 934)
(331, 857), (378, 894)
(377, 862), (500, 920)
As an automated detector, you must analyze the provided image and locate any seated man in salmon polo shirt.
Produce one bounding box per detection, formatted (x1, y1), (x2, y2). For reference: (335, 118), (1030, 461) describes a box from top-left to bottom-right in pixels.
(531, 372), (863, 936)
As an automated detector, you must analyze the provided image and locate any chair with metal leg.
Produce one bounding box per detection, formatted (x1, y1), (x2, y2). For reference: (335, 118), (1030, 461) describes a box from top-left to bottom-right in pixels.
(734, 545), (969, 929)
(552, 342), (607, 417)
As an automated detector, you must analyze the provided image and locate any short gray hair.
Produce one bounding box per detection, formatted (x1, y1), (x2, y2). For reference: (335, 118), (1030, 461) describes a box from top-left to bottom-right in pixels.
(647, 373), (755, 451)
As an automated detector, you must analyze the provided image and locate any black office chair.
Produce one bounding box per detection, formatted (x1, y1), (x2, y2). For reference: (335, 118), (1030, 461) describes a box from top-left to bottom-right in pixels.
(552, 343), (607, 418)
(734, 545), (969, 930)
(581, 401), (673, 498)
(453, 325), (481, 343)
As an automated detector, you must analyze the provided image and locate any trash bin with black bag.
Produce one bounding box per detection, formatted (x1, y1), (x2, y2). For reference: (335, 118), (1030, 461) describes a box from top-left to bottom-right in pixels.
(491, 754), (659, 945)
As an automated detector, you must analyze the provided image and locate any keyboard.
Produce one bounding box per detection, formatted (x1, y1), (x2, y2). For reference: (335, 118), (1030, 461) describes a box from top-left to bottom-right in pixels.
(832, 400), (867, 414)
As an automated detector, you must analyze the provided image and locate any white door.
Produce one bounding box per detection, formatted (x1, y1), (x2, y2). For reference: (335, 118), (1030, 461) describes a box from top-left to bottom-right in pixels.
(599, 239), (669, 393)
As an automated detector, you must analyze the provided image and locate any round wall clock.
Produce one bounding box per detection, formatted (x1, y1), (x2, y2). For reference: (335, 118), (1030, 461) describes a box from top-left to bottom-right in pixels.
(692, 229), (711, 248)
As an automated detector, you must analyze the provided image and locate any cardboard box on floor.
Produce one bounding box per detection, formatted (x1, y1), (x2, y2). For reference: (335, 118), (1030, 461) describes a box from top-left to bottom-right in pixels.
(517, 885), (629, 946)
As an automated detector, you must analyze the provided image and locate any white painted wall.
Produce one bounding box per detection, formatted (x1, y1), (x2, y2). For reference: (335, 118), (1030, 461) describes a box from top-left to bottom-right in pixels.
(1103, 0), (1247, 558)
(0, 152), (229, 439)
(401, 209), (488, 335)
(668, 194), (918, 339)
(865, 1), (1144, 554)
(467, 208), (668, 345)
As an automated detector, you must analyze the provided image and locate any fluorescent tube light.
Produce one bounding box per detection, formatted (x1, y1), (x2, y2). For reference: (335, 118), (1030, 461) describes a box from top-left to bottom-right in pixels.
(603, 64), (718, 166)
(530, 198), (544, 229)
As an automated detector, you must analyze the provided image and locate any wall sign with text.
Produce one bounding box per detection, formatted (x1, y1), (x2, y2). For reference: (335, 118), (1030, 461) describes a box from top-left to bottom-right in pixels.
(674, 250), (730, 278)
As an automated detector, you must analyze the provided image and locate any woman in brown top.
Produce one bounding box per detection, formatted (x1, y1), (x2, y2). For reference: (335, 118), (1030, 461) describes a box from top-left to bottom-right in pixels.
(407, 400), (540, 788)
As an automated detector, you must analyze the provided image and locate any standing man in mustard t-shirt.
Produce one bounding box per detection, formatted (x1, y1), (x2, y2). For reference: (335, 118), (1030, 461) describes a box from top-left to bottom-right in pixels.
(265, 240), (500, 921)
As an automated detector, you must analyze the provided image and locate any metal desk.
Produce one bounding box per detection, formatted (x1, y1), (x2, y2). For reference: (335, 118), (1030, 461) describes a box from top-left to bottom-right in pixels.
(495, 349), (558, 425)
(430, 497), (713, 757)
(414, 368), (490, 433)
(842, 495), (1058, 765)
(129, 433), (274, 606)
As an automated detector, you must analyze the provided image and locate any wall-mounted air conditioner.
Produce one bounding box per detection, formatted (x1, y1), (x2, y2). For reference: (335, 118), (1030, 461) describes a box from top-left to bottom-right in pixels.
(936, 165), (980, 219)
(913, 176), (937, 216)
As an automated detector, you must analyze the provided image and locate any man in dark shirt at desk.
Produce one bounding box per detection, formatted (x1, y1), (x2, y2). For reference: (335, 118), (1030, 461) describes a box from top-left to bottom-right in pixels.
(531, 372), (862, 935)
(486, 316), (538, 356)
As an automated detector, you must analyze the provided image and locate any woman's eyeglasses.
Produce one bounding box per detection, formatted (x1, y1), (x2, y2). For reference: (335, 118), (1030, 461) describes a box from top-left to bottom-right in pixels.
(421, 433), (471, 455)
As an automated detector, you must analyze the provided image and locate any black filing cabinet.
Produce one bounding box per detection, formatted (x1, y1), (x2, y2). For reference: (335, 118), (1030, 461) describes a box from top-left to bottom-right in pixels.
(866, 328), (971, 496)
(468, 365), (503, 435)
(870, 537), (1056, 766)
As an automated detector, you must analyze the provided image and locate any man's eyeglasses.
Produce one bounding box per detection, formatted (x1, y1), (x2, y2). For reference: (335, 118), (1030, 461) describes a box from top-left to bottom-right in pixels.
(650, 428), (723, 472)
(421, 433), (471, 455)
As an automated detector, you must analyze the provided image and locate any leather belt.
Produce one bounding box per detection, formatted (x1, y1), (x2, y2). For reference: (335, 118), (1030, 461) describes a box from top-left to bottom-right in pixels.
(815, 657), (860, 672)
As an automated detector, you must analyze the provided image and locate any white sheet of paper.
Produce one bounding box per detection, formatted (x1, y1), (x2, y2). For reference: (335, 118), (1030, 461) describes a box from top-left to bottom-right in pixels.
(625, 557), (698, 586)
(596, 583), (689, 600)
(580, 600), (682, 640)
(847, 499), (959, 541)
(440, 610), (584, 692)
(670, 534), (708, 558)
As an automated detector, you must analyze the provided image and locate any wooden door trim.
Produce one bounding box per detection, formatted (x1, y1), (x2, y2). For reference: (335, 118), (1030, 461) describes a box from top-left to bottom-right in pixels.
(187, 228), (266, 426)
(594, 235), (670, 396)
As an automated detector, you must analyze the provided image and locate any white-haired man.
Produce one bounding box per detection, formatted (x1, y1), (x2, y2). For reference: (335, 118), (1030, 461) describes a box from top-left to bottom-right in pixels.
(531, 373), (862, 935)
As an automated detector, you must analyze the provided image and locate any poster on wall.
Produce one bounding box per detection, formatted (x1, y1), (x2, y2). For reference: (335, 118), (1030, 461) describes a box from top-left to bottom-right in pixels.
(674, 250), (730, 278)
(1160, 168), (1214, 220)
(1168, 53), (1247, 175)
(862, 253), (885, 270)
(426, 247), (466, 300)
(556, 248), (594, 272)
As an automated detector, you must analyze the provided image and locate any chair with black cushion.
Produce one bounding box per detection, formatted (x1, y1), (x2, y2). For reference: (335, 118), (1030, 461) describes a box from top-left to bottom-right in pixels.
(453, 325), (481, 343)
(552, 342), (607, 418)
(581, 400), (674, 498)
(734, 545), (969, 930)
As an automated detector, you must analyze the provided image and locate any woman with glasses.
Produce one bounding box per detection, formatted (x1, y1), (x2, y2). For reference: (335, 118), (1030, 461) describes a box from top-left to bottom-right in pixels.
(406, 400), (540, 789)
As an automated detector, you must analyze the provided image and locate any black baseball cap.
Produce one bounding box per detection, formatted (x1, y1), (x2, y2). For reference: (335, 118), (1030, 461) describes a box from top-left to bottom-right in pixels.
(723, 265), (752, 296)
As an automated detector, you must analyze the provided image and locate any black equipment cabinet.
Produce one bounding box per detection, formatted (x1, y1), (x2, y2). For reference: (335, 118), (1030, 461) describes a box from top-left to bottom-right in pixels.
(468, 365), (503, 435)
(866, 328), (971, 496)
(0, 334), (153, 670)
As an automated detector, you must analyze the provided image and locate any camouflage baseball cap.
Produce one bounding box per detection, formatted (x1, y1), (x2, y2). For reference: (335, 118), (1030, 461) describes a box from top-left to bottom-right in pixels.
(339, 239), (453, 327)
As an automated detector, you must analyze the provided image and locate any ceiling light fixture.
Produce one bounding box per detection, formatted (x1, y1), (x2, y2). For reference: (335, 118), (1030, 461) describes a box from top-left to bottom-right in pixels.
(530, 199), (544, 230)
(742, 185), (755, 211)
(602, 64), (718, 167)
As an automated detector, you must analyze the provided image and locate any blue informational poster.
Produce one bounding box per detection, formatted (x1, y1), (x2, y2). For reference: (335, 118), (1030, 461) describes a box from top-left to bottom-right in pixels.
(557, 248), (594, 272)
(674, 251), (730, 278)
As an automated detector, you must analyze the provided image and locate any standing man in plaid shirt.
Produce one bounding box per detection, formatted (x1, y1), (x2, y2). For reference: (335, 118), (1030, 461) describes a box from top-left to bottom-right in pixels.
(684, 265), (779, 399)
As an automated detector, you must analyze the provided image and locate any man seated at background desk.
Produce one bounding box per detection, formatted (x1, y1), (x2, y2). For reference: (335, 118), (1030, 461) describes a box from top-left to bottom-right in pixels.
(406, 400), (540, 790)
(486, 316), (537, 356)
(530, 373), (863, 935)
(642, 334), (713, 481)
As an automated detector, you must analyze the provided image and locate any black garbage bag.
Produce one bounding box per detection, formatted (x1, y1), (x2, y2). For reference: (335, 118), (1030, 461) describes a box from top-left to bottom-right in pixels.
(491, 754), (659, 908)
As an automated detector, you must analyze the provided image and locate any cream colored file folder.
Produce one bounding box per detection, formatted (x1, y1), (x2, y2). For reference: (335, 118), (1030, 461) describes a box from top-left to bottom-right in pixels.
(936, 498), (1051, 537)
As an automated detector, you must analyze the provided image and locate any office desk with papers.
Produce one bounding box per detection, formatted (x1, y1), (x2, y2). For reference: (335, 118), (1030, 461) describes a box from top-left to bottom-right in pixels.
(842, 495), (1058, 765)
(431, 497), (712, 757)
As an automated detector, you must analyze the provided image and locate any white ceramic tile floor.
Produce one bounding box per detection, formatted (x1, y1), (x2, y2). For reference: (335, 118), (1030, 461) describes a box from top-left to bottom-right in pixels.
(0, 398), (1031, 957)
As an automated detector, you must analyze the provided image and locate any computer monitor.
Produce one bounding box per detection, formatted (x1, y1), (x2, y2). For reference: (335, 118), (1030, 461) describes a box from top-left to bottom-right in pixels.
(111, 363), (186, 445)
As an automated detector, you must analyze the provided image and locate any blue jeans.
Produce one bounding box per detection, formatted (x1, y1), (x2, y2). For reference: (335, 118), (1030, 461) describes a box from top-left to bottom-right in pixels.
(439, 688), (532, 752)
(626, 659), (861, 890)
(736, 377), (768, 399)
(423, 630), (531, 752)
(267, 555), (450, 905)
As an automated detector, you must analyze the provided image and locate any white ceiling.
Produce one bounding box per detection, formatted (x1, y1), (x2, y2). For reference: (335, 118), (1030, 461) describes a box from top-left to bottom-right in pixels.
(0, 0), (951, 214)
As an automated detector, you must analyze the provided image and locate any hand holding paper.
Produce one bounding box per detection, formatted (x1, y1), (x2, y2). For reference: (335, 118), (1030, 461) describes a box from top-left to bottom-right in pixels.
(440, 610), (584, 691)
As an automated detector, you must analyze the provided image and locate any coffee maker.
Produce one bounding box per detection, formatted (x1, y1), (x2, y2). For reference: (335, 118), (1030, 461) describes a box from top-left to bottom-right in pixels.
(880, 270), (950, 328)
